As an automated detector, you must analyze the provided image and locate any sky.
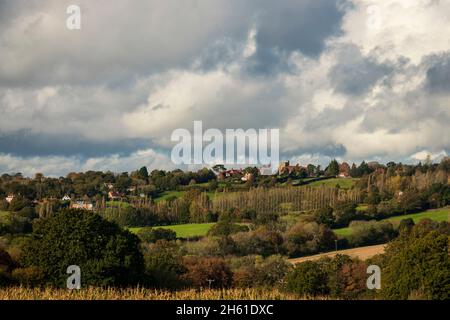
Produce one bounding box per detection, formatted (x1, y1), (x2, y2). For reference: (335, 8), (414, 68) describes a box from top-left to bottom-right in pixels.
(0, 0), (449, 176)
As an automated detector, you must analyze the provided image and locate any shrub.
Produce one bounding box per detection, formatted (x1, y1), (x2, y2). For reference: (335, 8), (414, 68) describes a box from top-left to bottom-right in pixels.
(11, 267), (46, 287)
(285, 261), (329, 296)
(333, 201), (357, 227)
(347, 220), (397, 247)
(181, 257), (233, 288)
(232, 227), (284, 257)
(283, 221), (336, 257)
(207, 221), (249, 237)
(231, 255), (292, 288)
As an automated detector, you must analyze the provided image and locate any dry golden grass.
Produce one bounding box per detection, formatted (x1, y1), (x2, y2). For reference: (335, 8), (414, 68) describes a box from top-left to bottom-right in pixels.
(0, 287), (310, 300)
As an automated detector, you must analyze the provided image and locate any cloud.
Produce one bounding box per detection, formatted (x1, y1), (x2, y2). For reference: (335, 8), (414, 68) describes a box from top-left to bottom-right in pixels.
(0, 0), (449, 176)
(0, 148), (174, 177)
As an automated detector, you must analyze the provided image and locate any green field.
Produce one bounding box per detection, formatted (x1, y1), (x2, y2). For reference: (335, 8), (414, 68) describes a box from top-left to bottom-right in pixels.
(106, 201), (131, 208)
(307, 178), (358, 189)
(334, 207), (450, 237)
(129, 222), (216, 238)
(153, 191), (185, 203)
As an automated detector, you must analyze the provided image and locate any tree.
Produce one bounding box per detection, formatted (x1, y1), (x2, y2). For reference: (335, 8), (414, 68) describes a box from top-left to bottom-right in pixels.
(333, 201), (357, 227)
(143, 241), (186, 289)
(326, 159), (339, 176)
(138, 166), (149, 180)
(207, 220), (249, 237)
(182, 257), (233, 288)
(314, 206), (334, 227)
(381, 220), (450, 300)
(137, 227), (177, 243)
(21, 209), (144, 287)
(285, 261), (329, 296)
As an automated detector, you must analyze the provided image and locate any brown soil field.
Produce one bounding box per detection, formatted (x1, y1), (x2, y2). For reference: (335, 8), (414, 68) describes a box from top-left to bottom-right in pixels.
(288, 244), (386, 264)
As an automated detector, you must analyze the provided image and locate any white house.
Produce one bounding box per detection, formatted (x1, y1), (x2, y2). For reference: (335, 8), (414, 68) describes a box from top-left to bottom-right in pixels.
(62, 195), (71, 201)
(5, 194), (14, 203)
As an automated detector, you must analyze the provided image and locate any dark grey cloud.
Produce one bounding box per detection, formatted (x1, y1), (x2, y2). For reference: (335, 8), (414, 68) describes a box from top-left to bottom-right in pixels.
(243, 0), (349, 75)
(329, 45), (393, 95)
(0, 130), (155, 158)
(425, 53), (450, 93)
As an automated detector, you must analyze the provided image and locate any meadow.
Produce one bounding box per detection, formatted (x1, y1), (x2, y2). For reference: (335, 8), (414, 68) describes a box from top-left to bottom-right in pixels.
(306, 178), (359, 189)
(129, 222), (216, 238)
(333, 207), (450, 237)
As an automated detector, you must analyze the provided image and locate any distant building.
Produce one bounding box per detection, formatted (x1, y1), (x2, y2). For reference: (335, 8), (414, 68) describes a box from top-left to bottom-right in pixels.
(5, 194), (14, 203)
(62, 195), (71, 201)
(108, 191), (121, 200)
(278, 161), (304, 175)
(338, 162), (351, 178)
(104, 183), (115, 190)
(70, 201), (93, 211)
(241, 172), (254, 182)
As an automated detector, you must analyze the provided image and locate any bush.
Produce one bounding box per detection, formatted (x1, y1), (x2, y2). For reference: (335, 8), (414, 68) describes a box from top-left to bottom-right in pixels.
(207, 221), (249, 237)
(314, 206), (334, 227)
(11, 266), (46, 287)
(232, 227), (284, 257)
(347, 220), (397, 247)
(21, 209), (144, 287)
(143, 241), (186, 289)
(283, 221), (336, 257)
(181, 256), (233, 288)
(231, 255), (292, 288)
(285, 261), (329, 296)
(333, 201), (357, 227)
(137, 227), (176, 243)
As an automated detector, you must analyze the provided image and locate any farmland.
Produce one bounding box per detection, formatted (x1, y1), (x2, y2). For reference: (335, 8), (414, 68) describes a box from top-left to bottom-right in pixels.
(0, 287), (302, 300)
(289, 244), (386, 264)
(333, 207), (450, 237)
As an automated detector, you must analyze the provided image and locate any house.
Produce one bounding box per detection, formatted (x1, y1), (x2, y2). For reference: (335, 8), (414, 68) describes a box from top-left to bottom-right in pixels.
(104, 183), (115, 190)
(278, 161), (304, 175)
(338, 162), (351, 178)
(108, 191), (121, 200)
(5, 194), (14, 203)
(217, 169), (243, 180)
(61, 195), (71, 201)
(241, 172), (254, 182)
(70, 200), (94, 211)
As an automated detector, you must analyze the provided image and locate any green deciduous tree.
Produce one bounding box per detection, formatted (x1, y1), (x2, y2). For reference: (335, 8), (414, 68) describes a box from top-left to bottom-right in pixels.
(21, 209), (144, 287)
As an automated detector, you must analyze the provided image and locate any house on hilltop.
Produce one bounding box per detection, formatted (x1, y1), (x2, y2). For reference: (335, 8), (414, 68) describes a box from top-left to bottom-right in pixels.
(338, 162), (351, 178)
(278, 161), (304, 175)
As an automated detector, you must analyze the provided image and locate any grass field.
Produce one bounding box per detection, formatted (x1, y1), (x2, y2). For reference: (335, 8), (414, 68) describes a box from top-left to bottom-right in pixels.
(0, 287), (305, 300)
(153, 190), (185, 203)
(106, 201), (131, 208)
(306, 178), (358, 189)
(334, 207), (450, 237)
(129, 222), (216, 238)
